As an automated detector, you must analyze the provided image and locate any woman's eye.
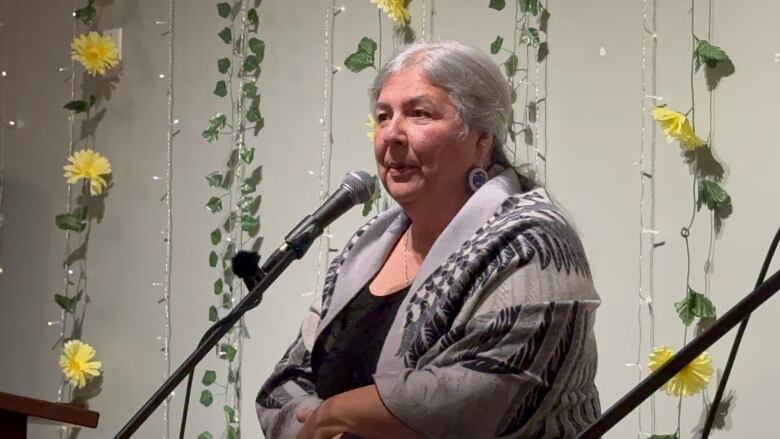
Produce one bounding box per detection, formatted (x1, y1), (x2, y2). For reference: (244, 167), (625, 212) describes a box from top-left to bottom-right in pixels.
(376, 113), (390, 122)
(412, 109), (430, 118)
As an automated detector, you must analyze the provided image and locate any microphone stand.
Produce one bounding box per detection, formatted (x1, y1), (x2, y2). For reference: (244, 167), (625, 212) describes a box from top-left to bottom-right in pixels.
(115, 221), (322, 438)
(577, 266), (780, 438)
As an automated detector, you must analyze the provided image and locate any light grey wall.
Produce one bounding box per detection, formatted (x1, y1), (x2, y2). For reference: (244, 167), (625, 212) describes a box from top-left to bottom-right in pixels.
(1, 0), (779, 438)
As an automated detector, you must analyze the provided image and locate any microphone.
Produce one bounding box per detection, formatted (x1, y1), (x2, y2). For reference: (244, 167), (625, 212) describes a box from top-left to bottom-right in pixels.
(282, 169), (375, 256)
(232, 170), (375, 288)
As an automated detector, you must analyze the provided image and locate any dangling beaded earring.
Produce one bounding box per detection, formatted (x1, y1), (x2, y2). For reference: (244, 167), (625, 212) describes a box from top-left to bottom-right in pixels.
(467, 167), (489, 192)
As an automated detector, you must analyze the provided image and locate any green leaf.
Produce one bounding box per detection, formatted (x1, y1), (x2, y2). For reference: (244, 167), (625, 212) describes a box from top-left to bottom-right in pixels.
(242, 82), (258, 98)
(74, 1), (96, 26)
(697, 179), (730, 212)
(217, 57), (231, 74)
(344, 37), (377, 73)
(220, 344), (238, 362)
(199, 389), (213, 407)
(208, 305), (218, 322)
(240, 148), (255, 164)
(228, 368), (238, 383)
(206, 196), (223, 213)
(218, 27), (232, 44)
(489, 0), (506, 11)
(197, 432), (213, 439)
(675, 288), (717, 326)
(209, 251), (218, 267)
(241, 214), (259, 232)
(227, 425), (238, 439)
(209, 113), (228, 130)
(222, 292), (233, 309)
(210, 229), (222, 245)
(63, 100), (90, 113)
(202, 113), (227, 143)
(241, 181), (257, 195)
(206, 171), (223, 187)
(243, 55), (259, 73)
(216, 2), (231, 18)
(357, 36), (376, 55)
(225, 242), (237, 260)
(202, 370), (217, 386)
(55, 209), (88, 232)
(248, 9), (259, 27)
(238, 196), (254, 212)
(214, 278), (224, 295)
(522, 0), (541, 15)
(694, 39), (730, 72)
(213, 80), (228, 98)
(246, 166), (263, 186)
(522, 27), (541, 47)
(223, 404), (237, 423)
(246, 105), (262, 123)
(490, 36), (504, 55)
(54, 291), (82, 314)
(248, 38), (265, 61)
(63, 95), (96, 113)
(202, 128), (217, 142)
(505, 53), (518, 77)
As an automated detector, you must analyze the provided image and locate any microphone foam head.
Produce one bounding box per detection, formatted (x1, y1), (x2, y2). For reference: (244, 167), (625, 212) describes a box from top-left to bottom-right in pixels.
(232, 250), (260, 279)
(341, 170), (375, 204)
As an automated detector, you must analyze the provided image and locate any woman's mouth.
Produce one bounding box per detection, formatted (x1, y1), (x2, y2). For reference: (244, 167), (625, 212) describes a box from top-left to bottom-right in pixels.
(387, 163), (417, 179)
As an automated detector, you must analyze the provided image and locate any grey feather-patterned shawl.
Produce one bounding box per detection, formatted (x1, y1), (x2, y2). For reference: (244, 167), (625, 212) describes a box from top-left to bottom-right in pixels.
(256, 169), (601, 439)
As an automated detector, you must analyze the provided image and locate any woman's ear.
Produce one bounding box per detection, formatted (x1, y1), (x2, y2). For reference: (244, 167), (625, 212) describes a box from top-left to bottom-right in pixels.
(477, 132), (494, 166)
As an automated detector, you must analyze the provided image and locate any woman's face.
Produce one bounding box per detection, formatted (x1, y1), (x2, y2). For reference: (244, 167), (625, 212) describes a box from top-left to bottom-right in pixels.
(373, 67), (488, 208)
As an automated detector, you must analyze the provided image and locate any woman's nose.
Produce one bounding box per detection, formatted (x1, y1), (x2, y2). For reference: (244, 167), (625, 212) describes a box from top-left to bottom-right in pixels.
(383, 115), (407, 147)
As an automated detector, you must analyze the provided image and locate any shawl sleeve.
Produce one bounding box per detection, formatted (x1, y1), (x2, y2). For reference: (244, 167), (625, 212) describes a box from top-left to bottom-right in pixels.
(373, 263), (601, 439)
(255, 297), (323, 439)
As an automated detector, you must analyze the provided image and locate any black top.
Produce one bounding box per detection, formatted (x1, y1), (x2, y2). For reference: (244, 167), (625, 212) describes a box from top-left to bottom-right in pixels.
(312, 282), (411, 400)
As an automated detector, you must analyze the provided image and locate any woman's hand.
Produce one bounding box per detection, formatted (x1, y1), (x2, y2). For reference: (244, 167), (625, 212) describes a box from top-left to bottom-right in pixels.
(295, 402), (347, 439)
(294, 385), (419, 439)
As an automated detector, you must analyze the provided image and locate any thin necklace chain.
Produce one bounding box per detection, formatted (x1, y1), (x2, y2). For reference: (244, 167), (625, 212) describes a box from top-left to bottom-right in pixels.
(404, 228), (410, 284)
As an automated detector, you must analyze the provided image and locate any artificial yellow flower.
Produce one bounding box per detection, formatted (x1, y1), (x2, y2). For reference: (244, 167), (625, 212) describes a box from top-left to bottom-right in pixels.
(70, 32), (120, 76)
(366, 114), (378, 142)
(63, 149), (112, 195)
(651, 107), (705, 151)
(59, 340), (102, 389)
(648, 346), (713, 397)
(370, 0), (411, 27)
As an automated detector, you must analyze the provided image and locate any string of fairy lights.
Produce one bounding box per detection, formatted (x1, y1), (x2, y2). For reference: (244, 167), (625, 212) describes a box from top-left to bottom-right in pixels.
(531, 0), (546, 185)
(313, 0), (339, 297)
(158, 0), (176, 435)
(0, 0), (8, 278)
(633, 0), (659, 436)
(55, 3), (81, 423)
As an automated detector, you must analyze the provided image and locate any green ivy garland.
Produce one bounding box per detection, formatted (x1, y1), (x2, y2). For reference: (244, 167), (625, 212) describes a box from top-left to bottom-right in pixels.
(648, 2), (735, 438)
(488, 0), (548, 167)
(198, 1), (264, 438)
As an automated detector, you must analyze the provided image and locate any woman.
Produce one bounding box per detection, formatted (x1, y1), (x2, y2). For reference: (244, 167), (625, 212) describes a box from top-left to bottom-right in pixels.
(256, 41), (600, 439)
